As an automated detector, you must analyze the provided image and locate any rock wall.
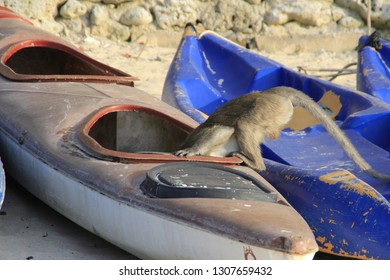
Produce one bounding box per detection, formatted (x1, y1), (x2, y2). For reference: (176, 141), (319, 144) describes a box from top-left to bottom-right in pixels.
(0, 0), (388, 50)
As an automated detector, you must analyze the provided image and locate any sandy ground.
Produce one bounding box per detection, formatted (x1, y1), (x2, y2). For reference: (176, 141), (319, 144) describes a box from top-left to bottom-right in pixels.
(0, 177), (135, 260)
(0, 33), (359, 260)
(73, 36), (357, 99)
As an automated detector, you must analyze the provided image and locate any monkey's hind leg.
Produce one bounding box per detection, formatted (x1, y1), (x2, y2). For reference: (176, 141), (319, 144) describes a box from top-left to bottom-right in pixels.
(175, 125), (235, 157)
(231, 127), (266, 171)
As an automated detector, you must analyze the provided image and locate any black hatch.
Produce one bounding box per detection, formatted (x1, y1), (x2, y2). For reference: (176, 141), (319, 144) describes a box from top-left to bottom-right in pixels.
(141, 162), (279, 202)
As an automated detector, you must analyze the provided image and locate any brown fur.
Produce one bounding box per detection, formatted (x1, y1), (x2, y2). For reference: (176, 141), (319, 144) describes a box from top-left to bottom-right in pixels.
(175, 86), (390, 182)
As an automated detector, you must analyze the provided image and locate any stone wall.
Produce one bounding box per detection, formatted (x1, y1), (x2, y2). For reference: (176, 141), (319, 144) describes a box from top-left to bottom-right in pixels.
(1, 0), (388, 50)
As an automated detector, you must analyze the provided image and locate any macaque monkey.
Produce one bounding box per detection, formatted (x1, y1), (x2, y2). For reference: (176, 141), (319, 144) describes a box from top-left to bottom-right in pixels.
(175, 86), (390, 182)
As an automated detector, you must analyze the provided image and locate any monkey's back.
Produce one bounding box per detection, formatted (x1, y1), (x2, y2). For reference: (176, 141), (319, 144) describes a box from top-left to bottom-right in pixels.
(204, 93), (259, 126)
(205, 91), (293, 128)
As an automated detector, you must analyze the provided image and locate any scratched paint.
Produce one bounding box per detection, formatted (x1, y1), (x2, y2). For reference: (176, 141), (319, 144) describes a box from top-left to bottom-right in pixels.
(202, 51), (216, 75)
(323, 241), (334, 252)
(316, 235), (374, 259)
(284, 90), (341, 131)
(283, 174), (306, 185)
(316, 236), (326, 244)
(319, 170), (385, 203)
(315, 170), (390, 258)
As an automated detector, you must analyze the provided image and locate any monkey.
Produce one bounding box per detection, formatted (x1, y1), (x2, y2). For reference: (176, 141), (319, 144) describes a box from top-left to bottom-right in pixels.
(175, 86), (390, 182)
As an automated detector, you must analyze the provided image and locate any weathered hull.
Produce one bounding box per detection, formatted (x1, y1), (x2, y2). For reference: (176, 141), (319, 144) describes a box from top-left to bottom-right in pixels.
(0, 9), (318, 259)
(0, 128), (310, 260)
(357, 33), (390, 104)
(162, 25), (390, 259)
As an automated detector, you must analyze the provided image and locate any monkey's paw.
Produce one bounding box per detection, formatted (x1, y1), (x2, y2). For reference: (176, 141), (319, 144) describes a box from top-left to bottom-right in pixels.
(174, 148), (198, 157)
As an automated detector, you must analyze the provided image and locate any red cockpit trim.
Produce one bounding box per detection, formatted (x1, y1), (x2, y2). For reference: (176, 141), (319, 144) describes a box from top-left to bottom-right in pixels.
(76, 104), (242, 165)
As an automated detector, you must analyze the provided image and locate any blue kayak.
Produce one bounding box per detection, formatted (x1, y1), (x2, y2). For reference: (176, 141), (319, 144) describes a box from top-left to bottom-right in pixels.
(163, 24), (390, 259)
(357, 32), (390, 104)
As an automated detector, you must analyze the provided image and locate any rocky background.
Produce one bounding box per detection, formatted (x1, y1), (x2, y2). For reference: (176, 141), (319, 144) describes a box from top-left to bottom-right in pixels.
(1, 0), (389, 51)
(0, 0), (387, 97)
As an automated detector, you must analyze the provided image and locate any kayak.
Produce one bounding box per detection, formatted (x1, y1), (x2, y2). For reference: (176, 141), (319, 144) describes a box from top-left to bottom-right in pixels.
(357, 31), (390, 104)
(0, 7), (318, 259)
(162, 24), (390, 259)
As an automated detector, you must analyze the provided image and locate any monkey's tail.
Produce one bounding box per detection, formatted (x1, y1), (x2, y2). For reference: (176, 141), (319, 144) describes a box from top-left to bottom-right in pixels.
(288, 88), (390, 183)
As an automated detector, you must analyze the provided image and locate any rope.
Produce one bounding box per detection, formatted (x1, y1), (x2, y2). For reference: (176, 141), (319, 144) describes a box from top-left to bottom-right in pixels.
(298, 63), (357, 81)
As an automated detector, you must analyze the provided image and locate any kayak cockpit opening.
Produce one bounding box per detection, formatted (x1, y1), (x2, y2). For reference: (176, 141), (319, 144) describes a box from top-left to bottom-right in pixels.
(0, 40), (137, 85)
(4, 43), (113, 76)
(77, 105), (188, 161)
(76, 105), (242, 165)
(87, 107), (188, 154)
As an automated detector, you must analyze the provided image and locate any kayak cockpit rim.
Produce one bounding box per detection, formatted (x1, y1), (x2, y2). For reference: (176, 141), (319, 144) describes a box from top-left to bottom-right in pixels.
(76, 104), (242, 165)
(0, 39), (138, 85)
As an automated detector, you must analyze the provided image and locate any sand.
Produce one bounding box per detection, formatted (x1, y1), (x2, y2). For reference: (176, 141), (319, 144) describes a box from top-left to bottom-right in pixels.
(72, 35), (358, 99)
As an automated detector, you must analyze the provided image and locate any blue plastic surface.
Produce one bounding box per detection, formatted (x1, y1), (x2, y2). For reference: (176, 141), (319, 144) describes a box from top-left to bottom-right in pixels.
(357, 35), (390, 104)
(163, 28), (390, 259)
